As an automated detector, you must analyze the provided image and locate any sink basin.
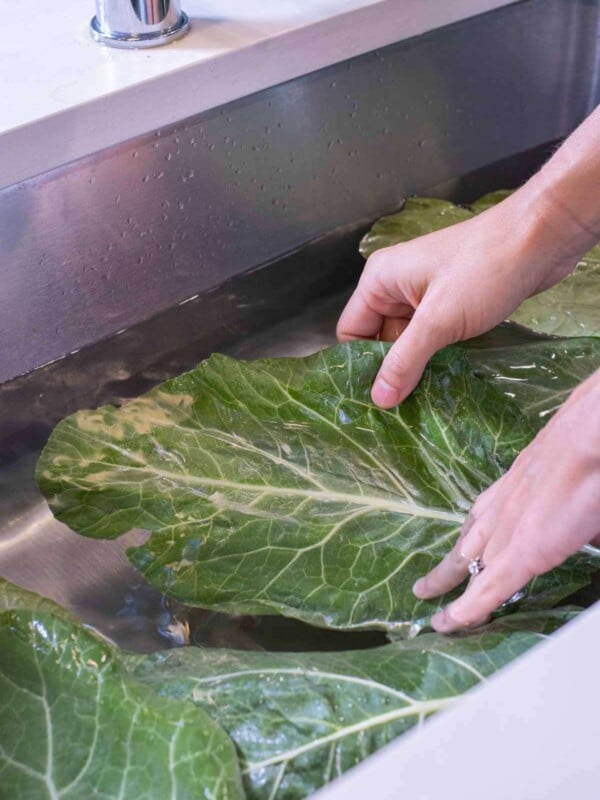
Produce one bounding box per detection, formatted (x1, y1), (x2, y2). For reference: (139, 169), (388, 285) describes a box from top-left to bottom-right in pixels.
(0, 0), (599, 794)
(1, 0), (598, 643)
(0, 161), (554, 651)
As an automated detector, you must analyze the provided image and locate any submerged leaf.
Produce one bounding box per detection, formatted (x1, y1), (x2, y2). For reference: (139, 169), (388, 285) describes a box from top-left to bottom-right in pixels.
(358, 197), (471, 257)
(0, 579), (245, 800)
(469, 189), (513, 213)
(37, 343), (596, 631)
(360, 194), (600, 337)
(129, 610), (576, 800)
(467, 337), (600, 432)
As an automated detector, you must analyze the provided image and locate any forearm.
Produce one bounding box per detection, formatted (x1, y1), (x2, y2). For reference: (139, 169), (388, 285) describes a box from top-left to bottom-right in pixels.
(503, 105), (600, 287)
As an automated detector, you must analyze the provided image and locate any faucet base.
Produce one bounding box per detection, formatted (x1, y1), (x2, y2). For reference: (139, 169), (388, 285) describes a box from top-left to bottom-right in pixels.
(89, 11), (190, 49)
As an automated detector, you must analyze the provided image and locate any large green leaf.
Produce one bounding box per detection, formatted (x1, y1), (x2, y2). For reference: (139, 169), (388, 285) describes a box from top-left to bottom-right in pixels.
(129, 610), (575, 800)
(509, 245), (600, 336)
(466, 338), (600, 432)
(0, 579), (245, 800)
(358, 197), (472, 256)
(360, 194), (600, 337)
(37, 343), (597, 632)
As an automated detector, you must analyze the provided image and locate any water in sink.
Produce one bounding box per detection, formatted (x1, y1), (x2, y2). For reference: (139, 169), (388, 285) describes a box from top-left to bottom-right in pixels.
(0, 149), (559, 653)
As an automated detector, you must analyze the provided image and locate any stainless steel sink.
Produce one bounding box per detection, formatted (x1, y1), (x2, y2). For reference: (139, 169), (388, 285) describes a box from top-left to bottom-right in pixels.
(0, 0), (599, 654)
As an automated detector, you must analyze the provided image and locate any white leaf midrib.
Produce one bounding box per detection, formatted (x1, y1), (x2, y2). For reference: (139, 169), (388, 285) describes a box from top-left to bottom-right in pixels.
(80, 458), (465, 525)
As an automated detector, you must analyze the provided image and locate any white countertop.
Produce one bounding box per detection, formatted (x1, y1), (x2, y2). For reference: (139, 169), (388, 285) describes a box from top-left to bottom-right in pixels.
(2, 0), (518, 189)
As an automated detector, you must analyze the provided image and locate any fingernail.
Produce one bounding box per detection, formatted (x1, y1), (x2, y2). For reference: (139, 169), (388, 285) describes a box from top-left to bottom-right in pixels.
(372, 376), (401, 408)
(412, 578), (426, 597)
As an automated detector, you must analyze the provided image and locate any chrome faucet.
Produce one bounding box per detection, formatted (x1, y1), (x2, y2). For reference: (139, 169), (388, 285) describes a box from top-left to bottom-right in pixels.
(90, 0), (190, 48)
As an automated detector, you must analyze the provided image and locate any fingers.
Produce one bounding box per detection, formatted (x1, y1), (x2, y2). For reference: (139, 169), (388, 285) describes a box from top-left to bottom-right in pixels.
(337, 248), (458, 407)
(413, 511), (491, 599)
(336, 285), (387, 342)
(336, 249), (414, 342)
(371, 304), (457, 407)
(430, 553), (533, 633)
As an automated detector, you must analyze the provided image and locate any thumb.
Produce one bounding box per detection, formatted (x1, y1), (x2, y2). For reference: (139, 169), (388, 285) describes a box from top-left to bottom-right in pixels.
(371, 303), (455, 408)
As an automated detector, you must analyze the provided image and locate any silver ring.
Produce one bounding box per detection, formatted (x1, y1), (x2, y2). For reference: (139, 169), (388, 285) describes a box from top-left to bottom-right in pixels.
(467, 556), (485, 577)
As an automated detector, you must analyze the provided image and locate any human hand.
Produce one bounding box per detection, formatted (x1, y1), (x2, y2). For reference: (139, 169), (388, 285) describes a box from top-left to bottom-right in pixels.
(337, 192), (582, 409)
(412, 370), (600, 632)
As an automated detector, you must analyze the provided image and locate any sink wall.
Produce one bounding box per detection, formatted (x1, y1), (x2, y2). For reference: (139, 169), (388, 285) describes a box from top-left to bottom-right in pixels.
(0, 0), (598, 383)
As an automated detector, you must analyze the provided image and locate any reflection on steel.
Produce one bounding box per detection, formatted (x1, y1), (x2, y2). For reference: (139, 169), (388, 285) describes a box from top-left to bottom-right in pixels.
(1, 0), (597, 384)
(90, 0), (190, 49)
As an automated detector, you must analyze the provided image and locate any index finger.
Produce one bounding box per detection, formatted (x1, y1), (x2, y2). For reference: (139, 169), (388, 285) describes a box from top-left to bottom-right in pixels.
(336, 285), (385, 341)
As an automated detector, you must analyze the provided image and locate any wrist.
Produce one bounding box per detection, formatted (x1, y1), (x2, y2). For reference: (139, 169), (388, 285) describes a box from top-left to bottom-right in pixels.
(481, 181), (576, 294)
(510, 108), (600, 273)
(497, 172), (594, 290)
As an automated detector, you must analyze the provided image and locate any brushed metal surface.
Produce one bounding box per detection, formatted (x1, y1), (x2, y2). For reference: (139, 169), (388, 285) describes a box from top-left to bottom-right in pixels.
(1, 0), (598, 384)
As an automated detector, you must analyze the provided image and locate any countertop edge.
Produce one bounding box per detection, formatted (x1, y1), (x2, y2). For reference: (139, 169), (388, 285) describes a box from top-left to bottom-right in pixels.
(0, 0), (518, 190)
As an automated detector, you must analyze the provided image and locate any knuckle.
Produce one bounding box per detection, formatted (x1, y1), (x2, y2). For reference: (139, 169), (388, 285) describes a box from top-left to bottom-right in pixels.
(522, 542), (564, 577)
(364, 249), (389, 278)
(508, 522), (569, 577)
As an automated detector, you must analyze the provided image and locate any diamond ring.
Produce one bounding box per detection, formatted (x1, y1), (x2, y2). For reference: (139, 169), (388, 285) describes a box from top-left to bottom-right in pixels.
(467, 556), (485, 577)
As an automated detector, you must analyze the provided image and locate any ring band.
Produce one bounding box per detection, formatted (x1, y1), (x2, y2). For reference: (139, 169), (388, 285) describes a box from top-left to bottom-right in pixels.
(467, 556), (485, 577)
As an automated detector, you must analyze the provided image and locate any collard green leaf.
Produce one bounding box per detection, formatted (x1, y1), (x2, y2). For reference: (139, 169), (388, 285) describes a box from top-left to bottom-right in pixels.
(509, 245), (600, 336)
(0, 578), (74, 620)
(359, 197), (472, 258)
(360, 194), (600, 337)
(37, 342), (597, 632)
(469, 189), (513, 214)
(467, 337), (600, 432)
(38, 344), (533, 632)
(0, 579), (245, 800)
(128, 611), (576, 800)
